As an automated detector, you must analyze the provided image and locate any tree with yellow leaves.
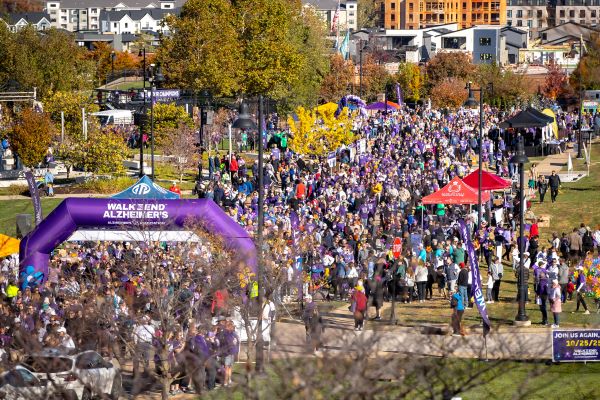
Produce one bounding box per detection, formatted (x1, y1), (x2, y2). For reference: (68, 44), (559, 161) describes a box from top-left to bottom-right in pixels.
(287, 106), (355, 156)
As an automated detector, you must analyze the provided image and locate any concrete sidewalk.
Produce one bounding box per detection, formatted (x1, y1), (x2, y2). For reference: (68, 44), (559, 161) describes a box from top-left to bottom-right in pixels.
(271, 304), (552, 360)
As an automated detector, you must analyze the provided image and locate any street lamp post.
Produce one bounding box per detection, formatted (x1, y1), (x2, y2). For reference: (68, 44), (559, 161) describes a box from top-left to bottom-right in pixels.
(511, 136), (530, 324)
(232, 100), (262, 370)
(464, 82), (493, 227)
(138, 48), (146, 178)
(197, 90), (212, 181)
(149, 65), (165, 180)
(110, 51), (116, 78)
(576, 37), (584, 159)
(359, 40), (364, 98)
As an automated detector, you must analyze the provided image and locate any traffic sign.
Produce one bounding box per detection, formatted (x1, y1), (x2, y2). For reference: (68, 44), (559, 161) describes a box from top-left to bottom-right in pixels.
(392, 237), (402, 259)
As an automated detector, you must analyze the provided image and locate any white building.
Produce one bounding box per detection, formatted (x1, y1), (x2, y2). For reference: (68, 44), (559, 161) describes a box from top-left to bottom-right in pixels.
(100, 9), (176, 34)
(302, 0), (358, 33)
(44, 0), (183, 31)
(2, 12), (52, 32)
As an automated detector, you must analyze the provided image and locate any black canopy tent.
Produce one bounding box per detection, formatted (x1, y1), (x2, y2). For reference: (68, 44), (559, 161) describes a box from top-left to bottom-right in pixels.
(499, 109), (551, 157)
(526, 107), (554, 123)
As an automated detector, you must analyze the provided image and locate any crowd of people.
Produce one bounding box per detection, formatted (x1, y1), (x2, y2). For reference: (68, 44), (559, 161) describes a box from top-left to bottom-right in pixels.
(1, 102), (597, 394)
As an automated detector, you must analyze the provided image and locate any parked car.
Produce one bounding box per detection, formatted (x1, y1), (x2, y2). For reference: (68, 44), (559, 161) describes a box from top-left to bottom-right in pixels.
(0, 365), (53, 399)
(21, 350), (122, 400)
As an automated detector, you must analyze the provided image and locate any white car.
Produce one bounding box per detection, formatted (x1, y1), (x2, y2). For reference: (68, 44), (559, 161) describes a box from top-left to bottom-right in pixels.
(22, 350), (122, 400)
(0, 365), (54, 399)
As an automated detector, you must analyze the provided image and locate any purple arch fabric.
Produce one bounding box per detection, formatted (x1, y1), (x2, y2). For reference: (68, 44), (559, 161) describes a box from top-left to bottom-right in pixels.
(19, 198), (257, 281)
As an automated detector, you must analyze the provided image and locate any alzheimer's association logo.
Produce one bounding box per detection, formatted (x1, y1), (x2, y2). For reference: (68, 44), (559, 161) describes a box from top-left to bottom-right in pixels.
(132, 183), (151, 195)
(448, 181), (461, 193)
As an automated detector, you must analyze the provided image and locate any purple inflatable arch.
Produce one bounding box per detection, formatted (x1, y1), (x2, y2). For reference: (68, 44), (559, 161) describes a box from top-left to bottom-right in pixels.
(19, 198), (256, 281)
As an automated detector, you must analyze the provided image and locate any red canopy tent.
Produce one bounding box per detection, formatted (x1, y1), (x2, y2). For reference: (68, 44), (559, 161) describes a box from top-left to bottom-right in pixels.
(462, 169), (511, 190)
(422, 176), (490, 205)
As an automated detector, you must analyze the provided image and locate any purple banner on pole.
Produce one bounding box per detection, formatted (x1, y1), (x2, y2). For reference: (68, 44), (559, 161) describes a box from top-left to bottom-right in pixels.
(553, 330), (600, 362)
(24, 171), (42, 225)
(458, 219), (491, 336)
(396, 82), (403, 106)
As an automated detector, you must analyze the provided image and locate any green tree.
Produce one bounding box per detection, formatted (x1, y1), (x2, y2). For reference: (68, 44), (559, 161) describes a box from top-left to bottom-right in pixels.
(281, 7), (329, 112)
(473, 63), (531, 108)
(235, 0), (304, 98)
(0, 25), (94, 97)
(7, 108), (55, 167)
(397, 62), (425, 102)
(43, 91), (99, 140)
(425, 52), (475, 92)
(83, 130), (128, 174)
(158, 0), (241, 96)
(150, 103), (194, 146)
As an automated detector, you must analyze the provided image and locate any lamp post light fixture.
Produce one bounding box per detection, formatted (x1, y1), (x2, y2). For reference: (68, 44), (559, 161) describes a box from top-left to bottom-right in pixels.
(233, 97), (265, 372)
(463, 81), (493, 228)
(197, 90), (213, 180)
(149, 64), (165, 180)
(137, 48), (147, 178)
(110, 51), (116, 77)
(511, 136), (530, 324)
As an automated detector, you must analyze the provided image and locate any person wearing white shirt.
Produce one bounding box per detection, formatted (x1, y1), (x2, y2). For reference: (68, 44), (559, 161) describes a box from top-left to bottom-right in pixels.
(132, 316), (155, 377)
(57, 327), (75, 351)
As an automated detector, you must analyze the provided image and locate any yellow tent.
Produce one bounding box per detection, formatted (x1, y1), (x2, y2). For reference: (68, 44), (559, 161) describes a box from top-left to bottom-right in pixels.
(0, 234), (20, 258)
(315, 102), (338, 114)
(542, 108), (559, 139)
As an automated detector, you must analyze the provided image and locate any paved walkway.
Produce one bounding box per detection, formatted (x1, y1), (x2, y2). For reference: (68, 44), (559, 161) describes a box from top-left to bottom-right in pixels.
(271, 303), (552, 360)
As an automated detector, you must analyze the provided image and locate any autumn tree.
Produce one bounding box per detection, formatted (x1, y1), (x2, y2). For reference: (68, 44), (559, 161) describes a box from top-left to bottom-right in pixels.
(0, 0), (42, 13)
(396, 62), (425, 102)
(357, 0), (379, 28)
(570, 34), (600, 91)
(7, 108), (55, 167)
(425, 52), (475, 92)
(160, 123), (199, 182)
(542, 60), (569, 100)
(319, 54), (355, 103)
(430, 77), (468, 109)
(361, 54), (389, 102)
(287, 106), (355, 156)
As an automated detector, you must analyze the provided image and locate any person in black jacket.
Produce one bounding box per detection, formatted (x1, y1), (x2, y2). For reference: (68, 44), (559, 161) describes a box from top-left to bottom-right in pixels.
(548, 170), (561, 203)
(537, 175), (548, 203)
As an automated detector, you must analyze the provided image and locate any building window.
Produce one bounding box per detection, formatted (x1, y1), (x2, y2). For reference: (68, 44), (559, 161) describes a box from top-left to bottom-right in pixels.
(517, 19), (523, 25)
(480, 53), (493, 60)
(163, 4), (171, 7)
(527, 19), (533, 27)
(527, 10), (533, 17)
(113, 22), (117, 28)
(391, 14), (395, 20)
(479, 37), (492, 45)
(537, 10), (543, 18)
(569, 10), (575, 17)
(124, 22), (128, 28)
(592, 10), (597, 17)
(91, 8), (97, 13)
(507, 10), (512, 17)
(580, 9), (586, 17)
(349, 19), (355, 24)
(349, 11), (355, 16)
(348, 4), (354, 8)
(391, 2), (396, 9)
(516, 10), (522, 17)
(81, 10), (86, 14)
(49, 3), (57, 7)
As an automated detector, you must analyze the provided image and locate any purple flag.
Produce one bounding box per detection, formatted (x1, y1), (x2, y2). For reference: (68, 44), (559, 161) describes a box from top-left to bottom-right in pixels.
(458, 219), (491, 336)
(24, 171), (42, 225)
(396, 83), (403, 106)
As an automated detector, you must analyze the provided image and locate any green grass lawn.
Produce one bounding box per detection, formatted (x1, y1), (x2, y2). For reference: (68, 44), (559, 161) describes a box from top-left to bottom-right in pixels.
(0, 198), (64, 237)
(529, 144), (600, 244)
(204, 358), (600, 400)
(384, 268), (600, 329)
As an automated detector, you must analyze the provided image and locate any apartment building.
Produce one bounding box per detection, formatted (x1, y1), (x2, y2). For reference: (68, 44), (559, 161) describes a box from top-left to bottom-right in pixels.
(44, 0), (183, 31)
(379, 0), (506, 30)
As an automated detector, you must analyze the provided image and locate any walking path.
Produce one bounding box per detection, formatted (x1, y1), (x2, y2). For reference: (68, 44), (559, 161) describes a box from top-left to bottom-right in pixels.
(272, 303), (552, 360)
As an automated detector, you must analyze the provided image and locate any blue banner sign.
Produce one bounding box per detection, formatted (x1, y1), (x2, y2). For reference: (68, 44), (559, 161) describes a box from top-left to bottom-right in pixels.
(553, 330), (600, 362)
